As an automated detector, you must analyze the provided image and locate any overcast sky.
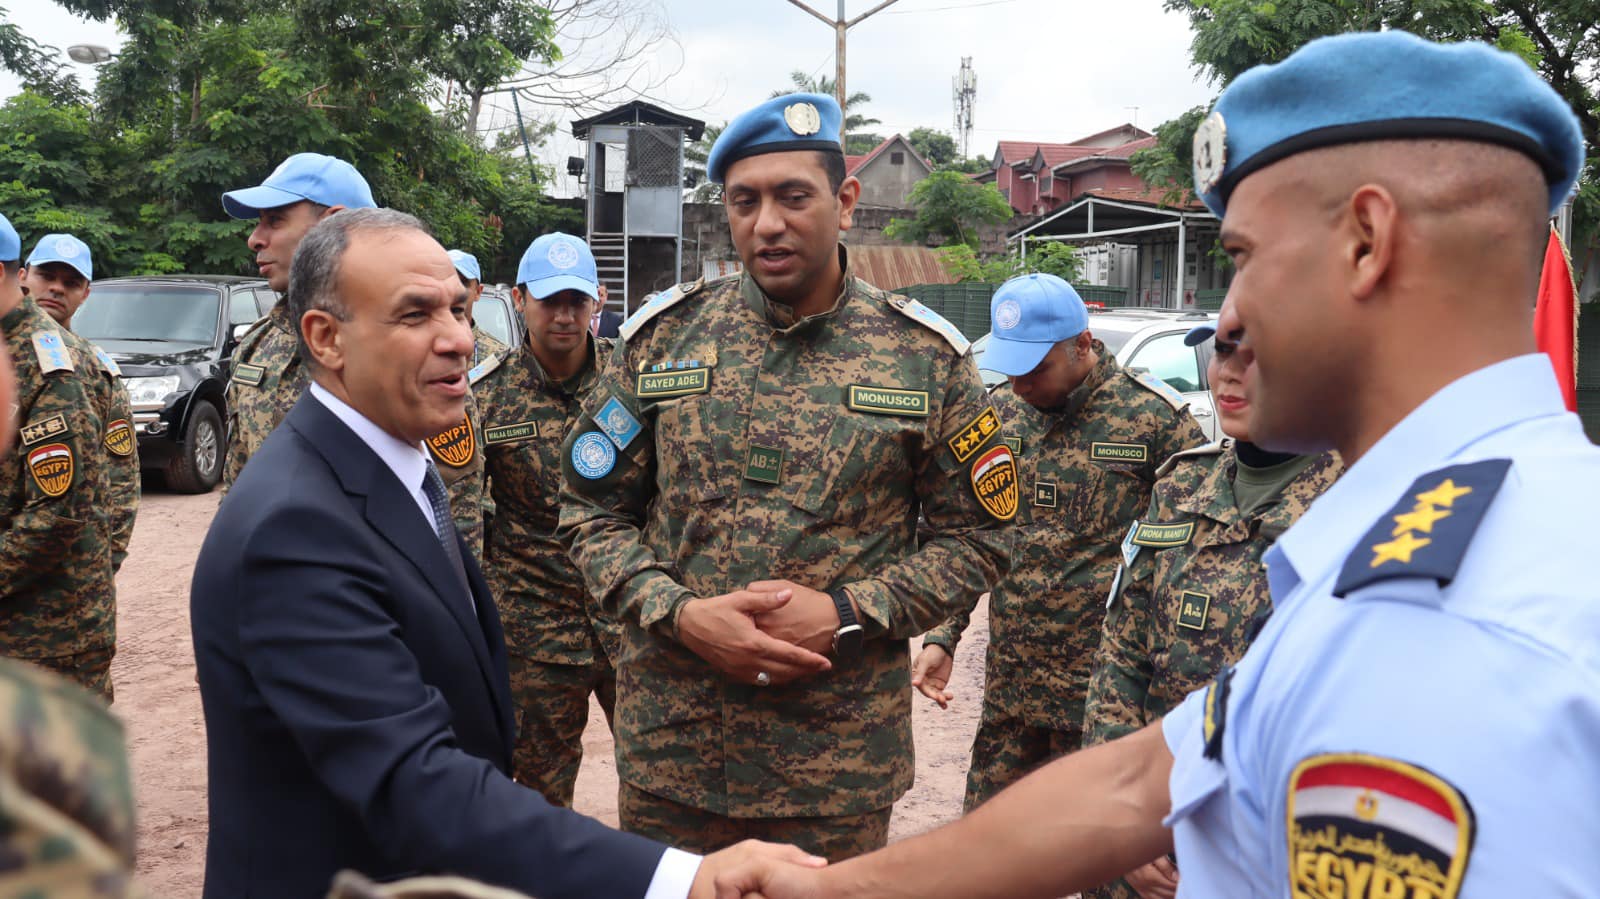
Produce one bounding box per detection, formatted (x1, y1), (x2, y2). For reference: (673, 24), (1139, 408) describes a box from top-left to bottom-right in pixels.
(3, 0), (1218, 197)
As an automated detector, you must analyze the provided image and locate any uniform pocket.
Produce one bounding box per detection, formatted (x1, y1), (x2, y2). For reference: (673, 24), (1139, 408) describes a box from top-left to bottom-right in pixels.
(654, 397), (729, 503)
(790, 413), (911, 519)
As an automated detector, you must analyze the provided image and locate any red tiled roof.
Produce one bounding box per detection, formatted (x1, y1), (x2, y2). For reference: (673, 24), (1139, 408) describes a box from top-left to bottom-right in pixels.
(850, 245), (956, 291)
(845, 155), (867, 171)
(1105, 136), (1158, 159)
(1038, 146), (1097, 167)
(996, 140), (1076, 165)
(1069, 123), (1154, 146)
(1081, 186), (1206, 210)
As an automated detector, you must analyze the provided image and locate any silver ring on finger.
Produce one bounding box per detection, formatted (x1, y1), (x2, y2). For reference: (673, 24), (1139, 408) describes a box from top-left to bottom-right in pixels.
(755, 671), (771, 687)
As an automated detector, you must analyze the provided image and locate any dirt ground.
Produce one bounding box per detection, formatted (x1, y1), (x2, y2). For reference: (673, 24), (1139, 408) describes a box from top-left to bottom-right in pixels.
(114, 488), (992, 897)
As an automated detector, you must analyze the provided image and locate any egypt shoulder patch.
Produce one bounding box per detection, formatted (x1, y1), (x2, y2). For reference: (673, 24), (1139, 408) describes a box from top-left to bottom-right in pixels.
(426, 415), (477, 469)
(20, 413), (69, 447)
(888, 295), (971, 354)
(92, 346), (122, 378)
(1287, 753), (1474, 899)
(104, 419), (134, 457)
(949, 407), (1002, 464)
(969, 443), (1018, 521)
(1130, 369), (1188, 411)
(619, 279), (705, 341)
(31, 331), (74, 374)
(1333, 459), (1510, 598)
(1131, 519), (1196, 548)
(27, 443), (73, 497)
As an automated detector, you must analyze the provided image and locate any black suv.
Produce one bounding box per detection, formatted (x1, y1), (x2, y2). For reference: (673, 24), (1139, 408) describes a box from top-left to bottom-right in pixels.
(73, 276), (276, 493)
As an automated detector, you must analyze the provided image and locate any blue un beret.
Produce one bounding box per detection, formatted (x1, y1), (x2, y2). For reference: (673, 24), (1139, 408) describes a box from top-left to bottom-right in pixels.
(1193, 31), (1585, 218)
(707, 92), (844, 184)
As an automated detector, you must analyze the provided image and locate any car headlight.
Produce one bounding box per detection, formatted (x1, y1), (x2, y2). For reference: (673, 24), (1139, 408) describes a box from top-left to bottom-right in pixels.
(125, 375), (181, 406)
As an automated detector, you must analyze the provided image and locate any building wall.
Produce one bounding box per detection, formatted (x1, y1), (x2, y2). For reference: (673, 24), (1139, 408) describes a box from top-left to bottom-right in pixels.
(855, 141), (931, 208)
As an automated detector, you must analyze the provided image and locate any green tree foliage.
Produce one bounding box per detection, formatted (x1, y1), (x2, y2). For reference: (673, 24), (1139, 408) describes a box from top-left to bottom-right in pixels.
(940, 154), (992, 175)
(885, 171), (1013, 248)
(0, 0), (573, 281)
(1128, 105), (1208, 206)
(1150, 1), (1600, 259)
(938, 240), (1082, 284)
(907, 127), (957, 167)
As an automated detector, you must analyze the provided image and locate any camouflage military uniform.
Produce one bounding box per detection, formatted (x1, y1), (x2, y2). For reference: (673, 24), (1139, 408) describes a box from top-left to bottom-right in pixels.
(559, 257), (1012, 859)
(1080, 441), (1340, 899)
(227, 300), (487, 552)
(476, 333), (620, 806)
(0, 658), (138, 897)
(65, 337), (137, 572)
(924, 346), (1206, 811)
(0, 298), (115, 701)
(472, 325), (508, 369)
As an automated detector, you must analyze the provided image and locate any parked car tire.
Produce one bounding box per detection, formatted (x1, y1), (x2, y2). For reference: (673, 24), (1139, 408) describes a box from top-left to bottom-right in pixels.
(165, 401), (223, 494)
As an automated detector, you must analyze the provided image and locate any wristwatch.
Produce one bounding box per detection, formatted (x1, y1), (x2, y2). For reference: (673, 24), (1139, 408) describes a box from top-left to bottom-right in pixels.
(829, 588), (864, 664)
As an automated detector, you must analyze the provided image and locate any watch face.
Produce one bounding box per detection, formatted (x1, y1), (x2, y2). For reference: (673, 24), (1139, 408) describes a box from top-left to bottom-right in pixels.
(833, 624), (865, 661)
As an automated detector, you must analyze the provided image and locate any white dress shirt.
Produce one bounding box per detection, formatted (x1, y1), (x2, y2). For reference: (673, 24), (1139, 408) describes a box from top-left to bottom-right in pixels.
(308, 384), (702, 897)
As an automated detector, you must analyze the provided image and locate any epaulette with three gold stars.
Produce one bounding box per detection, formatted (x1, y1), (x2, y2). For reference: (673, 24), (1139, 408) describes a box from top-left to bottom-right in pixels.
(1333, 458), (1511, 597)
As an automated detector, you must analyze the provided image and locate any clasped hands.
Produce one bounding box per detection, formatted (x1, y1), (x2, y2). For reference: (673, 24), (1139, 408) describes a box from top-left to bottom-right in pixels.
(675, 580), (846, 687)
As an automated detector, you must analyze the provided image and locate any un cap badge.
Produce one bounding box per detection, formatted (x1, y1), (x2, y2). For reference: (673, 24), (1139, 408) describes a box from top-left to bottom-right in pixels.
(784, 102), (822, 137)
(1192, 110), (1227, 195)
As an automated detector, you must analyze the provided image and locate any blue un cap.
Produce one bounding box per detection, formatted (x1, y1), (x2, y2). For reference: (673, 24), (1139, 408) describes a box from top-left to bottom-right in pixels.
(0, 213), (19, 263)
(447, 250), (481, 282)
(222, 153), (376, 219)
(517, 233), (598, 300)
(1193, 31), (1585, 218)
(981, 273), (1089, 377)
(26, 234), (93, 281)
(1183, 323), (1216, 347)
(706, 93), (844, 184)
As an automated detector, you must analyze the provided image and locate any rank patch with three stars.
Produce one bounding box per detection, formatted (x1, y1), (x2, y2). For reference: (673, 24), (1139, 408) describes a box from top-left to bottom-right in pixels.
(1333, 459), (1510, 597)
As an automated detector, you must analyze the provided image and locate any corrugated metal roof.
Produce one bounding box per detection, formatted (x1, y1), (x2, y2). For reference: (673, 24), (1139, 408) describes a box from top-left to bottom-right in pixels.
(850, 246), (955, 292)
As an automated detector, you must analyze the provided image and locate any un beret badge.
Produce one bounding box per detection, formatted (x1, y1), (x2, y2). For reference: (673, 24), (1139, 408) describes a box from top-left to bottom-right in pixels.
(1193, 110), (1227, 195)
(784, 102), (822, 137)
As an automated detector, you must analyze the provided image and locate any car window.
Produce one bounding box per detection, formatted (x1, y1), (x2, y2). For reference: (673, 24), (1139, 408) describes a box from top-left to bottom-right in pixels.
(254, 289), (279, 317)
(1126, 331), (1202, 393)
(475, 293), (516, 347)
(75, 284), (222, 345)
(227, 288), (259, 327)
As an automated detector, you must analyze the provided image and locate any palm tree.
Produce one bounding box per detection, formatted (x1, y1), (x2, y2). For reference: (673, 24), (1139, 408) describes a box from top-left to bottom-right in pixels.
(772, 71), (881, 138)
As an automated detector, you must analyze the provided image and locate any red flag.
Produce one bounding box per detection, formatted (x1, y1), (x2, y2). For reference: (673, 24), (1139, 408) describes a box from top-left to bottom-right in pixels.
(1535, 224), (1578, 412)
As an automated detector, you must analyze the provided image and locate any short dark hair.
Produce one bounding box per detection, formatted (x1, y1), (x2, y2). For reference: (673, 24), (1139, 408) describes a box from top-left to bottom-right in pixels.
(288, 207), (430, 367)
(817, 151), (846, 193)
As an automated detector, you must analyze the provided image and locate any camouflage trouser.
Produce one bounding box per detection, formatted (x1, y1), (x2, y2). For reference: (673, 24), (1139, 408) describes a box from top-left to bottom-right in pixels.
(618, 783), (892, 862)
(28, 646), (114, 705)
(508, 654), (615, 807)
(963, 717), (1082, 813)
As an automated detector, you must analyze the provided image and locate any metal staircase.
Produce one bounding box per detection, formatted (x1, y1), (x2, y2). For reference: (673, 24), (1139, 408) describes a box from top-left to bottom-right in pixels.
(589, 231), (628, 316)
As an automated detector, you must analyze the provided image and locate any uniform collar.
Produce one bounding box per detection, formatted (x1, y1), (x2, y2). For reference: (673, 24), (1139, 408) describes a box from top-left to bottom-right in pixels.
(268, 298), (296, 334)
(1053, 343), (1115, 421)
(519, 331), (598, 394)
(1268, 354), (1567, 598)
(1170, 441), (1243, 527)
(740, 244), (855, 331)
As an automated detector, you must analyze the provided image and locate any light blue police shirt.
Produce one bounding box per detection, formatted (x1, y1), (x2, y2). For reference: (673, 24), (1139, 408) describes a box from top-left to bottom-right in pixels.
(1162, 354), (1600, 897)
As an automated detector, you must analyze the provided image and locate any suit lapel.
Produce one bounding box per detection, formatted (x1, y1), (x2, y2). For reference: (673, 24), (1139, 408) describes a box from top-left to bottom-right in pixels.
(286, 395), (506, 727)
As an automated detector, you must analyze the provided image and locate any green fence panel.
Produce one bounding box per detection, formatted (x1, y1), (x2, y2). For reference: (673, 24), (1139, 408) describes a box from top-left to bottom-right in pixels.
(1193, 289), (1228, 311)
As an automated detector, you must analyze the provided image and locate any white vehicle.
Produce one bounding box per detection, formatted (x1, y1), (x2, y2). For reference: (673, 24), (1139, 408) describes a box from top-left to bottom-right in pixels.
(971, 307), (1221, 440)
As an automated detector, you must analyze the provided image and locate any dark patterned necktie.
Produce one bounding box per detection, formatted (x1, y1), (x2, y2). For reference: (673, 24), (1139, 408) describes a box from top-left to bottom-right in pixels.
(421, 462), (472, 601)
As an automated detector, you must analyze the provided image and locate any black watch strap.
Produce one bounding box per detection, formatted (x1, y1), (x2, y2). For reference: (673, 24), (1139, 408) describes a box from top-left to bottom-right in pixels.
(829, 588), (864, 663)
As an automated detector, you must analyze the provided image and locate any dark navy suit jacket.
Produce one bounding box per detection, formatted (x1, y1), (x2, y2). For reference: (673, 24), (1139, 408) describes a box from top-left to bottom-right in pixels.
(190, 393), (664, 897)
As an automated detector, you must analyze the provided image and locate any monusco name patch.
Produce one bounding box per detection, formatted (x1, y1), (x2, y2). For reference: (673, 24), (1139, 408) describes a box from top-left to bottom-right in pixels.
(846, 385), (929, 417)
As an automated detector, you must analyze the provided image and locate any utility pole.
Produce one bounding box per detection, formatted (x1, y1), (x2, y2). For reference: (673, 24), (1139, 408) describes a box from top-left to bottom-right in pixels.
(785, 0), (902, 143)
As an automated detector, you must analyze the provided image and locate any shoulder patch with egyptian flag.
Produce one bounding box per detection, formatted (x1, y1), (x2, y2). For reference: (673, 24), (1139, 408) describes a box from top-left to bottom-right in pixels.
(948, 406), (1002, 464)
(846, 385), (929, 417)
(1333, 459), (1510, 598)
(1287, 753), (1475, 899)
(426, 414), (476, 469)
(27, 443), (73, 497)
(31, 331), (74, 374)
(969, 443), (1018, 521)
(1131, 519), (1196, 548)
(104, 419), (134, 457)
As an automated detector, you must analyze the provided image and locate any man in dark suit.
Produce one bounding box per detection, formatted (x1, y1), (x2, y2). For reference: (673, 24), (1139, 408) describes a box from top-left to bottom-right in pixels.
(190, 208), (820, 898)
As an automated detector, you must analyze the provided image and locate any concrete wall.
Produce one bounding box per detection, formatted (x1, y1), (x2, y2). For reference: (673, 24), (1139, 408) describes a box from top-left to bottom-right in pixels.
(679, 203), (1015, 283)
(855, 139), (931, 208)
